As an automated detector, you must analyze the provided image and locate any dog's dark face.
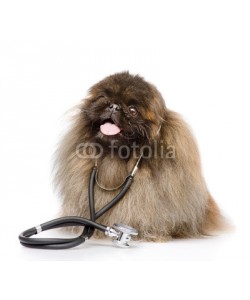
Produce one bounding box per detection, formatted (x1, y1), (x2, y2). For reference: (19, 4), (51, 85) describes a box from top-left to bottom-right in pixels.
(82, 72), (166, 148)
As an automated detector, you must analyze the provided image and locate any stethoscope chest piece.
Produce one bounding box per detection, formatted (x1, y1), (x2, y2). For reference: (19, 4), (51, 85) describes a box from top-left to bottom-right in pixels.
(105, 223), (138, 247)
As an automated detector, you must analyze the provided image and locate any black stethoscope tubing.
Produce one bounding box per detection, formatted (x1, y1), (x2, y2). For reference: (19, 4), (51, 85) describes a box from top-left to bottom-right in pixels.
(18, 166), (134, 249)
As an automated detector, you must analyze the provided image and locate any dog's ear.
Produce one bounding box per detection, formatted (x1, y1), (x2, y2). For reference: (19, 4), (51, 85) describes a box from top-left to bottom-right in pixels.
(147, 86), (167, 139)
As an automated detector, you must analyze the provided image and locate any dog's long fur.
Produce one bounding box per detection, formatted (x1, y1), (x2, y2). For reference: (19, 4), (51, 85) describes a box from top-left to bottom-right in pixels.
(54, 72), (225, 241)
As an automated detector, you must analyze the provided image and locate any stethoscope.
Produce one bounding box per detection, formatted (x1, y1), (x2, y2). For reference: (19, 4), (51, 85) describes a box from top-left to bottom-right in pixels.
(18, 155), (142, 249)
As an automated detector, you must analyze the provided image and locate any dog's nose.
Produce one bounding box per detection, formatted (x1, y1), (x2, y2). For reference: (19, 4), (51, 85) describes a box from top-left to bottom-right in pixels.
(109, 103), (120, 111)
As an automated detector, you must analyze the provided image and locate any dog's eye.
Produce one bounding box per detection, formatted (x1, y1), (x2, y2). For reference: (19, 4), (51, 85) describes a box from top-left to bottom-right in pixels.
(129, 106), (138, 117)
(96, 95), (106, 101)
(96, 95), (110, 105)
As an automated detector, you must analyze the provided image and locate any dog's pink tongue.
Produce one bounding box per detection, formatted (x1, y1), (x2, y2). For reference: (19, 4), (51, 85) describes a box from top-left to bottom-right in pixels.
(100, 122), (121, 135)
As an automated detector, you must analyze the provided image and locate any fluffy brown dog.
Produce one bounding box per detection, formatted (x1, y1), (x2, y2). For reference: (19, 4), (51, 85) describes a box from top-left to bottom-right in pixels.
(54, 72), (225, 241)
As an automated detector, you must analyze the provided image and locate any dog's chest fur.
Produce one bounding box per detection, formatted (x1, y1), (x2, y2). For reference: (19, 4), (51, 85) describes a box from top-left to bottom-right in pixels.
(61, 154), (208, 241)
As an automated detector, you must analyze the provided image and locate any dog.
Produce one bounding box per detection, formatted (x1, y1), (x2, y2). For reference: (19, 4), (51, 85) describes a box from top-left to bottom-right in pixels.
(54, 71), (225, 241)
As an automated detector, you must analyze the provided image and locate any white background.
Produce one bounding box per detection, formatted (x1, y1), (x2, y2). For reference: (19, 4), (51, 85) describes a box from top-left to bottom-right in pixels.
(1, 0), (250, 299)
